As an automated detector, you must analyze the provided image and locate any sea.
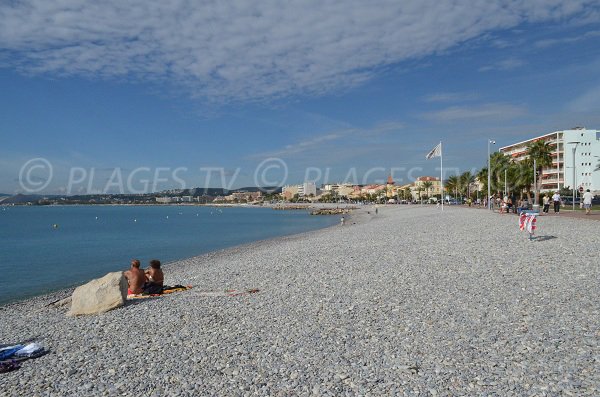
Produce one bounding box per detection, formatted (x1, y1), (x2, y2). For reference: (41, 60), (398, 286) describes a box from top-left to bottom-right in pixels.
(0, 205), (337, 305)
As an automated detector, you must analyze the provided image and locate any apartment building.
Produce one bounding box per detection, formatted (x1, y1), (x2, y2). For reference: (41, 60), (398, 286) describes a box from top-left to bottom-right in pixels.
(499, 127), (599, 193)
(297, 182), (317, 197)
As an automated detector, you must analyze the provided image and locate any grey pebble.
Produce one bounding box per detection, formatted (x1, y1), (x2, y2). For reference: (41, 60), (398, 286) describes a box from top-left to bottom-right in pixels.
(0, 206), (598, 396)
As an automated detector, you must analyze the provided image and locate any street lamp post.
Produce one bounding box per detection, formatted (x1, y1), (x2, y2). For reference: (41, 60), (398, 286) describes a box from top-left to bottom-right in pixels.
(488, 139), (496, 210)
(567, 141), (581, 211)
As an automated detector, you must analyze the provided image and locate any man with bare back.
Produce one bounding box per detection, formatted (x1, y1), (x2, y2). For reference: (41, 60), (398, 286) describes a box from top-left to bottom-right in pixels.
(123, 259), (146, 295)
(144, 259), (164, 294)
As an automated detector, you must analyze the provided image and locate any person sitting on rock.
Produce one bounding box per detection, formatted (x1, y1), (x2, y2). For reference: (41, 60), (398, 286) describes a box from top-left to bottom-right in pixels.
(144, 259), (164, 294)
(123, 259), (146, 295)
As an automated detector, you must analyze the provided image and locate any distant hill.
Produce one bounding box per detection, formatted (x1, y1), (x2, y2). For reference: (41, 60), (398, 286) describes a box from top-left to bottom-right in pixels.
(235, 186), (282, 194)
(0, 186), (283, 204)
(0, 194), (59, 204)
(189, 186), (281, 196)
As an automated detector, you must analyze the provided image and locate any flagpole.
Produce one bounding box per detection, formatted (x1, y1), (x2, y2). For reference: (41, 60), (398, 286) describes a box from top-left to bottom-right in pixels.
(440, 141), (444, 211)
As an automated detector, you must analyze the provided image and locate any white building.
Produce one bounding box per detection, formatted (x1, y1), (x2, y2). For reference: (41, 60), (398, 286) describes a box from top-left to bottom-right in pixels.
(297, 182), (317, 197)
(155, 197), (174, 203)
(500, 127), (599, 193)
(322, 183), (355, 197)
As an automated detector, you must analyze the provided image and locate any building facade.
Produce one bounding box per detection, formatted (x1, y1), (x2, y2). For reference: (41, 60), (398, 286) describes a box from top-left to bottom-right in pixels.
(297, 182), (317, 197)
(322, 183), (355, 198)
(499, 128), (599, 193)
(281, 185), (299, 200)
(282, 182), (317, 199)
(395, 176), (441, 200)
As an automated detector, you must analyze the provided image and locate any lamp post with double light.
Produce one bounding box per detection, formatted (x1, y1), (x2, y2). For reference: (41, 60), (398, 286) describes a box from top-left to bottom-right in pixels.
(487, 139), (496, 210)
(567, 141), (581, 211)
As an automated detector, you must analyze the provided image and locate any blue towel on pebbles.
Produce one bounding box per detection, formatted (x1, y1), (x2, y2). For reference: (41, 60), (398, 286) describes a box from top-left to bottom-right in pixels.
(14, 343), (46, 358)
(0, 345), (24, 360)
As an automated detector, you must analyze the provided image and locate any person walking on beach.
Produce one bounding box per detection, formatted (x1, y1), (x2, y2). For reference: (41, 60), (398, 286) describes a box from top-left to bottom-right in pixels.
(340, 216), (345, 226)
(123, 259), (146, 295)
(542, 195), (550, 214)
(582, 189), (593, 215)
(552, 191), (561, 214)
(144, 259), (164, 294)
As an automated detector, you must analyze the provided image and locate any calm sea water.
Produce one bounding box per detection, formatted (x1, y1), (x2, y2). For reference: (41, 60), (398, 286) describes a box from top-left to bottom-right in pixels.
(0, 205), (336, 304)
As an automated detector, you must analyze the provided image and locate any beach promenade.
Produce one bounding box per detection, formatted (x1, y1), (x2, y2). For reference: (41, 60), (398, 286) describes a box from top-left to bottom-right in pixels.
(1, 206), (598, 396)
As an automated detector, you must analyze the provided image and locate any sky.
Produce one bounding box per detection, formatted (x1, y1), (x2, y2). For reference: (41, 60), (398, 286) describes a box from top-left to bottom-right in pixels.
(1, 0), (600, 194)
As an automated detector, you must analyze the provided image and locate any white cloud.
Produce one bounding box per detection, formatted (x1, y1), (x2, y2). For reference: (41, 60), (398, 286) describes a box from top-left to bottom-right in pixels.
(423, 92), (479, 103)
(568, 83), (600, 112)
(478, 57), (526, 72)
(535, 30), (600, 48)
(0, 0), (597, 102)
(249, 121), (404, 159)
(423, 103), (527, 122)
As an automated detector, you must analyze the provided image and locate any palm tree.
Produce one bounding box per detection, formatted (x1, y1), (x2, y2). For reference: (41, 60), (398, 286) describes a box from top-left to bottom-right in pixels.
(403, 187), (412, 201)
(416, 185), (424, 202)
(459, 171), (475, 198)
(510, 159), (533, 201)
(422, 180), (433, 200)
(445, 175), (459, 201)
(527, 140), (553, 204)
(490, 152), (510, 195)
(476, 168), (488, 197)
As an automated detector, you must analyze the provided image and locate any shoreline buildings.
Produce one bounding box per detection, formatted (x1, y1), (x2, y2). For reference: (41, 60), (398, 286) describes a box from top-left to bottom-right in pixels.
(398, 176), (442, 201)
(499, 127), (599, 193)
(282, 182), (317, 200)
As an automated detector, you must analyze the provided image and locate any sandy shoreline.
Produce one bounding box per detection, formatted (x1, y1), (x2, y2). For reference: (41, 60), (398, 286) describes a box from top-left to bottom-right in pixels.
(1, 206), (598, 396)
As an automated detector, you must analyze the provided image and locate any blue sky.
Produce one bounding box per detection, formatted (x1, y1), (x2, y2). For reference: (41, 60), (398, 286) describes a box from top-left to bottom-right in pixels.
(1, 1), (600, 194)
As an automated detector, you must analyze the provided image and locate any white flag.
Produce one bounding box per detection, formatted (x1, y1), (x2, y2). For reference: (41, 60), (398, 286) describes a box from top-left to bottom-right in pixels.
(425, 142), (441, 159)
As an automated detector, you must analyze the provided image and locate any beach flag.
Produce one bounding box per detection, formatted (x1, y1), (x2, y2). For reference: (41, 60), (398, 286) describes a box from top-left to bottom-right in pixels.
(526, 214), (537, 234)
(425, 141), (443, 211)
(425, 142), (442, 159)
(519, 212), (537, 237)
(519, 213), (527, 231)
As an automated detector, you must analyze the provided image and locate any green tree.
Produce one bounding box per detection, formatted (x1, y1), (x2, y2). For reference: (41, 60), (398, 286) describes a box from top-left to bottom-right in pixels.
(422, 181), (433, 200)
(527, 140), (553, 204)
(490, 152), (510, 194)
(512, 159), (534, 201)
(416, 185), (424, 201)
(446, 175), (459, 200)
(459, 171), (475, 197)
(476, 168), (488, 197)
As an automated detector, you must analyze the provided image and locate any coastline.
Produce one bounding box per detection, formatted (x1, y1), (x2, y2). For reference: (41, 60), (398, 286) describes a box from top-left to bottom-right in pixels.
(0, 205), (363, 308)
(0, 204), (368, 311)
(2, 205), (597, 395)
(3, 204), (367, 311)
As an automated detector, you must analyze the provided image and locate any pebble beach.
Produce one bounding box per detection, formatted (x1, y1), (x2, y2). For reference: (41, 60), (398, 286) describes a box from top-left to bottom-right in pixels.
(1, 206), (598, 396)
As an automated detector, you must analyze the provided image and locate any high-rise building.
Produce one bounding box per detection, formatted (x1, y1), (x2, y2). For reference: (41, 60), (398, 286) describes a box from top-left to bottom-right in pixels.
(297, 182), (317, 197)
(499, 128), (599, 193)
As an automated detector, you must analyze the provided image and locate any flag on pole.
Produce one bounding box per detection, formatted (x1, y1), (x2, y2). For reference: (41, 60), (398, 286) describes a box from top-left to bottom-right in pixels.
(424, 141), (444, 210)
(425, 142), (442, 159)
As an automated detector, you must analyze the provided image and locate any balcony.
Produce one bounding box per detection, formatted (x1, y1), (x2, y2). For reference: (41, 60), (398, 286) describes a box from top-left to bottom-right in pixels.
(541, 178), (564, 185)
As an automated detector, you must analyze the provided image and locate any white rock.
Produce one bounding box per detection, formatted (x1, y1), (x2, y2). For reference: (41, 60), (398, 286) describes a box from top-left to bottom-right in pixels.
(68, 272), (127, 316)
